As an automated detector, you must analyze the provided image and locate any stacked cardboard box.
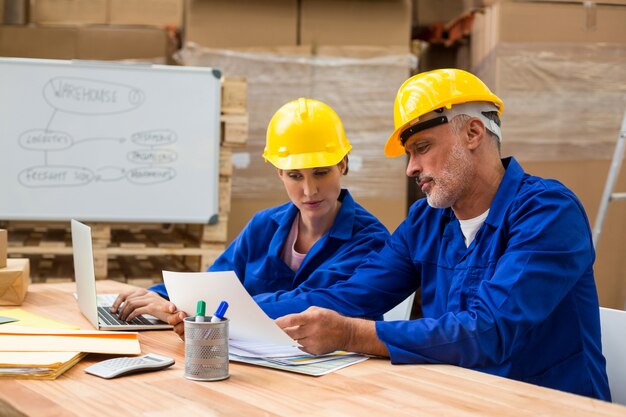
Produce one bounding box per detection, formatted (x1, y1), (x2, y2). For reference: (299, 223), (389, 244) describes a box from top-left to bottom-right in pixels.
(470, 0), (626, 309)
(0, 25), (176, 61)
(471, 0), (626, 162)
(0, 230), (6, 268)
(185, 0), (412, 49)
(1, 0), (29, 24)
(0, 229), (30, 305)
(0, 0), (182, 62)
(413, 0), (478, 27)
(185, 0), (298, 48)
(300, 0), (411, 47)
(30, 0), (183, 27)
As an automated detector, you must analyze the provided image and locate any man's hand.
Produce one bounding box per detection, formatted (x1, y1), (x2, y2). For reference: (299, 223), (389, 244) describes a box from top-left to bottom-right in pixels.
(167, 310), (187, 339)
(111, 288), (175, 323)
(276, 306), (389, 357)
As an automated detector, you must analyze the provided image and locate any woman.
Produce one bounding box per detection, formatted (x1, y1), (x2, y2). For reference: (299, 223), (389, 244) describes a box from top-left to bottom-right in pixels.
(111, 98), (389, 335)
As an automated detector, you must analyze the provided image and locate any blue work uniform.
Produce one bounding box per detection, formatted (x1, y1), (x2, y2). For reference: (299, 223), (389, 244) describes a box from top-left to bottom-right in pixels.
(150, 189), (389, 305)
(260, 157), (611, 401)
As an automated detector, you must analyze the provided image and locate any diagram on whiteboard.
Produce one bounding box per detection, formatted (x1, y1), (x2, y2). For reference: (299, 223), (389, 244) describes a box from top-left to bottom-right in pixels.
(1, 58), (221, 223)
(17, 77), (179, 188)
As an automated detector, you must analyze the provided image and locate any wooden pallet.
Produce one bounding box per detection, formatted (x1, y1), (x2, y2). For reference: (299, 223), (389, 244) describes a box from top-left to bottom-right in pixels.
(4, 223), (227, 280)
(221, 77), (248, 147)
(2, 76), (245, 284)
(21, 252), (224, 287)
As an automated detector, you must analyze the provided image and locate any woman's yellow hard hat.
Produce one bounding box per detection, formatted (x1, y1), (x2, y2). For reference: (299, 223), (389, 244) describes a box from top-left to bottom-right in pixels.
(264, 98), (352, 170)
(385, 68), (504, 158)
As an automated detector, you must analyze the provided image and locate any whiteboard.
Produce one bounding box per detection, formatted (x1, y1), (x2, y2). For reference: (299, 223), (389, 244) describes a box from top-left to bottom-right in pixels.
(0, 58), (221, 223)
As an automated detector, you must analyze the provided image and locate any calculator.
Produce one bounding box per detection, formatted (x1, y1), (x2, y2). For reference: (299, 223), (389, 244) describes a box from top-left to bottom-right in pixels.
(84, 353), (175, 379)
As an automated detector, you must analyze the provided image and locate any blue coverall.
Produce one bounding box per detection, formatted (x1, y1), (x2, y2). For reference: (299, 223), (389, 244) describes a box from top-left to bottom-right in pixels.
(150, 189), (389, 305)
(260, 157), (611, 401)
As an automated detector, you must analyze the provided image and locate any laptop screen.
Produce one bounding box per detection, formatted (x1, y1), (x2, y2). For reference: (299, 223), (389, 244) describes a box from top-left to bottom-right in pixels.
(71, 219), (100, 329)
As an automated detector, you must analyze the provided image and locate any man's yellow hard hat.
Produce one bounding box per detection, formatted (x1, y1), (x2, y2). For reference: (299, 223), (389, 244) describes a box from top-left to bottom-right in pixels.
(385, 68), (504, 158)
(264, 98), (352, 170)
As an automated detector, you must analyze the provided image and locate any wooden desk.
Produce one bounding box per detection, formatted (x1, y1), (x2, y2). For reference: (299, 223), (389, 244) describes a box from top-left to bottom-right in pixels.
(1, 281), (624, 417)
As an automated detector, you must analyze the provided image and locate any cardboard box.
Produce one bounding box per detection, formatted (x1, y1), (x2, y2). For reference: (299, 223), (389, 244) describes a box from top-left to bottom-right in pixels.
(76, 26), (174, 61)
(0, 25), (76, 58)
(472, 0), (626, 65)
(413, 0), (482, 27)
(30, 0), (183, 26)
(0, 25), (174, 61)
(0, 230), (6, 269)
(495, 1), (626, 43)
(510, 0), (626, 5)
(469, 0), (626, 162)
(300, 0), (411, 47)
(30, 0), (107, 25)
(0, 258), (30, 305)
(109, 0), (183, 27)
(2, 0), (29, 24)
(185, 0), (298, 48)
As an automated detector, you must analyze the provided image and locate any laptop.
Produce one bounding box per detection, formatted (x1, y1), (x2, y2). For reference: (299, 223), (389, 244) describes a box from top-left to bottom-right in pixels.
(71, 219), (172, 331)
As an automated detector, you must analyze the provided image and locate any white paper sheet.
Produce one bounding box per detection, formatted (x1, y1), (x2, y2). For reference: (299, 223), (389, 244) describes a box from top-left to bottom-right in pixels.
(229, 341), (305, 358)
(163, 270), (297, 347)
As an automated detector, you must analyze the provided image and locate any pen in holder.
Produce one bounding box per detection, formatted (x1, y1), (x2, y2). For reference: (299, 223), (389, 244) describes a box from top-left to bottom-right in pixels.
(184, 316), (229, 381)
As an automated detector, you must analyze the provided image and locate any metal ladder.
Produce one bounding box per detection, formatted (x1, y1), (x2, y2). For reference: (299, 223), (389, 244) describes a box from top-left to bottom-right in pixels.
(593, 109), (626, 248)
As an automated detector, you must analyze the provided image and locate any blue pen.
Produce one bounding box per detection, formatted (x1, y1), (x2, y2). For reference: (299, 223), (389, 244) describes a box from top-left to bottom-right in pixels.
(210, 301), (229, 323)
(195, 300), (206, 323)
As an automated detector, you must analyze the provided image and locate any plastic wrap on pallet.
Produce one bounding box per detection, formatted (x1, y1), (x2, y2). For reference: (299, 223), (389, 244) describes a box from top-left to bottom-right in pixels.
(473, 42), (626, 162)
(177, 44), (417, 200)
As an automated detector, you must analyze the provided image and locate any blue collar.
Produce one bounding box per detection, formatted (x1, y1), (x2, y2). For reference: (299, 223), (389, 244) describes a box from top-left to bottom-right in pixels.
(485, 157), (524, 228)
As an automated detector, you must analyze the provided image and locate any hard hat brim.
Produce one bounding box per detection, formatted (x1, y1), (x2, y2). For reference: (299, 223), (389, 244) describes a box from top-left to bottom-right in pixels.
(265, 147), (351, 170)
(384, 129), (406, 158)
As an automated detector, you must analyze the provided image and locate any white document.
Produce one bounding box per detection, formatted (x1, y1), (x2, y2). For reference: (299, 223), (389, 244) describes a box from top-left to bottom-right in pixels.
(163, 270), (299, 348)
(229, 341), (308, 358)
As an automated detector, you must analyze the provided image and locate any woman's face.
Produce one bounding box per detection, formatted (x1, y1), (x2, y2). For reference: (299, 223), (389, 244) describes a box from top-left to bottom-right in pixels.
(278, 159), (346, 224)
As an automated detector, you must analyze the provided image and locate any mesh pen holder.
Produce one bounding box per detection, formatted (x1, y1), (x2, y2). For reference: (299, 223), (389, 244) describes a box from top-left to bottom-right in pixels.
(184, 316), (229, 381)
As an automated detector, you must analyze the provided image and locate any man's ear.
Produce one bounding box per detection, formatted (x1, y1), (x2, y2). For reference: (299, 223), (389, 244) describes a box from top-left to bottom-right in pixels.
(466, 118), (486, 150)
(276, 168), (284, 178)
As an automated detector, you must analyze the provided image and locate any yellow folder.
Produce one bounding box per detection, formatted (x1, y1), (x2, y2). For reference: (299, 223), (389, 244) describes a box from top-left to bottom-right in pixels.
(0, 351), (87, 380)
(0, 325), (141, 355)
(0, 310), (141, 379)
(0, 308), (80, 329)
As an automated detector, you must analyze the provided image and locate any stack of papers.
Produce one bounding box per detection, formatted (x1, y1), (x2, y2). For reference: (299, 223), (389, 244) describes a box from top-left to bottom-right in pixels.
(229, 354), (368, 376)
(229, 341), (367, 376)
(0, 309), (141, 380)
(164, 270), (369, 376)
(0, 351), (87, 380)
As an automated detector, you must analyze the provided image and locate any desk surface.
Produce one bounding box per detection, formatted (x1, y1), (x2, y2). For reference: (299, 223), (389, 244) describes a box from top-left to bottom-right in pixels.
(1, 280), (624, 417)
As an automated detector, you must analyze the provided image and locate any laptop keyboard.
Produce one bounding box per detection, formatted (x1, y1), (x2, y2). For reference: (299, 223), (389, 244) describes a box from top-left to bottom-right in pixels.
(97, 306), (155, 326)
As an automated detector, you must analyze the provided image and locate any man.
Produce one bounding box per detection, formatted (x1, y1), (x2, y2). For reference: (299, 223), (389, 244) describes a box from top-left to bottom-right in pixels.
(262, 69), (611, 401)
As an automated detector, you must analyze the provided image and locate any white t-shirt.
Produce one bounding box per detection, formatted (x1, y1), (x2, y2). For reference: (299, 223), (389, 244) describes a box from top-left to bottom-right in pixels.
(458, 209), (490, 248)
